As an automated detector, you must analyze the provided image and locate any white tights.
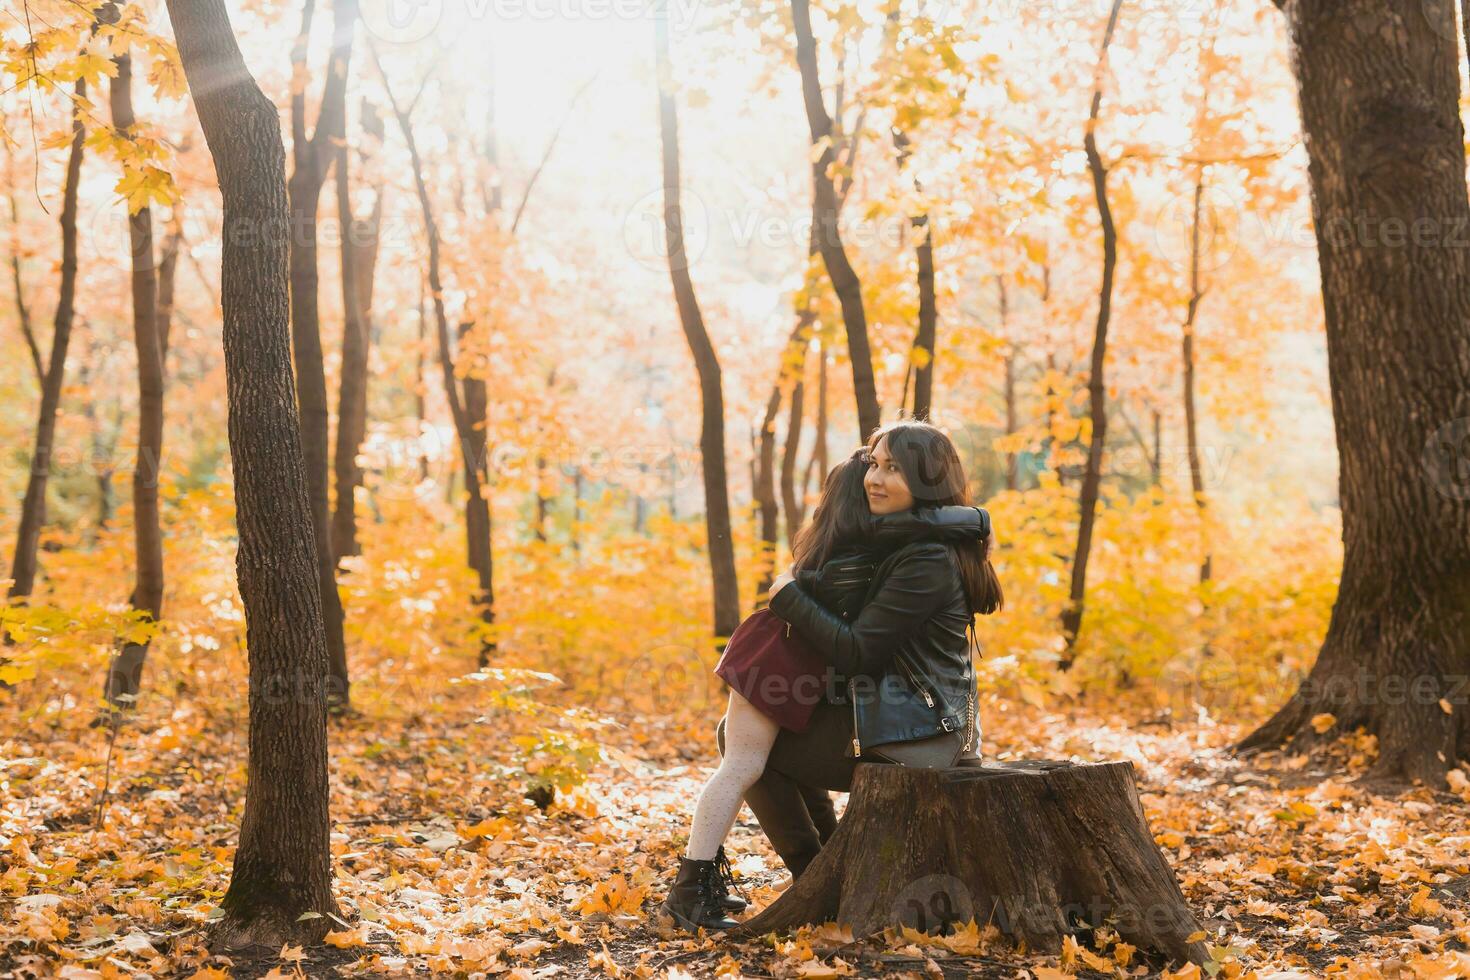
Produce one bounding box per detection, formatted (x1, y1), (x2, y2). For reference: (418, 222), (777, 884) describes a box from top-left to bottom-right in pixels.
(685, 689), (779, 861)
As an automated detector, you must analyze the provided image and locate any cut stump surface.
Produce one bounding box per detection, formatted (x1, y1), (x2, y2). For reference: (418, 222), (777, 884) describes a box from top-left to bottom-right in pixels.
(731, 759), (1207, 966)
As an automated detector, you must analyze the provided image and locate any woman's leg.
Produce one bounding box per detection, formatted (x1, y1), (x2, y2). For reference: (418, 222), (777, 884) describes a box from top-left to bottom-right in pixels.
(799, 784), (839, 844)
(735, 699), (857, 876)
(686, 689), (779, 861)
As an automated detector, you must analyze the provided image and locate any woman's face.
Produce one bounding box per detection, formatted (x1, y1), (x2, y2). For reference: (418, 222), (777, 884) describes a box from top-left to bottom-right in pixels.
(864, 435), (915, 515)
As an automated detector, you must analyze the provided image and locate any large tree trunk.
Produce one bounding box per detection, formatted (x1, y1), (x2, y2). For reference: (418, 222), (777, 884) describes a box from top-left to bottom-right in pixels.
(1239, 0), (1470, 786)
(656, 1), (741, 639)
(731, 762), (1207, 966)
(287, 0), (356, 705)
(7, 75), (86, 602)
(330, 132), (382, 565)
(103, 52), (167, 709)
(164, 0), (339, 946)
(1060, 0), (1124, 666)
(789, 0), (880, 441)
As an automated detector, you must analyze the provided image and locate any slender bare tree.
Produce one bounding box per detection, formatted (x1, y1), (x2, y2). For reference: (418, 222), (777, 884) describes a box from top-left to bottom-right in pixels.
(656, 0), (741, 639)
(287, 0), (358, 704)
(163, 0), (340, 944)
(1060, 0), (1125, 666)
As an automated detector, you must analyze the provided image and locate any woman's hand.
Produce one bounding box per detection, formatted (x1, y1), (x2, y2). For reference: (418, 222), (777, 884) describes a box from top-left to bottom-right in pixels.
(769, 569), (796, 599)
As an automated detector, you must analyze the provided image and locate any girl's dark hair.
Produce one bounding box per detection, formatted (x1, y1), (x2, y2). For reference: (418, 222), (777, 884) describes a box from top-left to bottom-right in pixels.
(791, 448), (872, 572)
(865, 420), (1003, 616)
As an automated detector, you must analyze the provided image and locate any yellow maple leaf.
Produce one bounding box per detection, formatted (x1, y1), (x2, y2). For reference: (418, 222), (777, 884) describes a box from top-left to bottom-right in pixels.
(572, 874), (648, 917)
(936, 919), (993, 955)
(1061, 934), (1081, 969)
(1410, 885), (1446, 918)
(322, 926), (368, 948)
(146, 43), (189, 100)
(53, 52), (118, 87)
(1310, 712), (1336, 734)
(114, 165), (179, 214)
(40, 128), (78, 152)
(462, 816), (512, 839)
(1031, 967), (1074, 980)
(588, 942), (623, 978)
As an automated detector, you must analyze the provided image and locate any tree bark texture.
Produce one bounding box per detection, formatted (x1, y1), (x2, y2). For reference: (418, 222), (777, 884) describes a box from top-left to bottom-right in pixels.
(789, 0), (881, 441)
(104, 51), (167, 708)
(287, 0), (356, 703)
(8, 75), (86, 602)
(164, 0), (339, 947)
(730, 761), (1207, 966)
(1060, 0), (1124, 665)
(331, 136), (382, 565)
(1239, 0), (1470, 785)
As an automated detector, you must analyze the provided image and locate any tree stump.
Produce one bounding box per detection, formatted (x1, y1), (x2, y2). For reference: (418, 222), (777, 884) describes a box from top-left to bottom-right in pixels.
(731, 760), (1208, 966)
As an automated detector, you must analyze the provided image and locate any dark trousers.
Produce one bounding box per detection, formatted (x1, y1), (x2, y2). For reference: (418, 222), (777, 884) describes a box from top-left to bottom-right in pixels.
(715, 698), (859, 875)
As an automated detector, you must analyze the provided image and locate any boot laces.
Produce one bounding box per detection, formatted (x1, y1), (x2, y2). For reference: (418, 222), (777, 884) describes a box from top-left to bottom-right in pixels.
(692, 860), (723, 914)
(714, 848), (746, 904)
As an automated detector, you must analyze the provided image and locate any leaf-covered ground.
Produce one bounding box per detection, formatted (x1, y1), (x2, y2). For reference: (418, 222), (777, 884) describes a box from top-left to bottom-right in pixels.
(4, 662), (1469, 980)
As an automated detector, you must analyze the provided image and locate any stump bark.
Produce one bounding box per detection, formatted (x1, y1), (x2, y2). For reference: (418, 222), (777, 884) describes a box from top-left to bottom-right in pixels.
(731, 760), (1207, 966)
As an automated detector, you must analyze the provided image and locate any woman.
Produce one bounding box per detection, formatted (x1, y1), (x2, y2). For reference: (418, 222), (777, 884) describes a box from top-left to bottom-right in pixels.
(733, 420), (1000, 881)
(659, 447), (990, 933)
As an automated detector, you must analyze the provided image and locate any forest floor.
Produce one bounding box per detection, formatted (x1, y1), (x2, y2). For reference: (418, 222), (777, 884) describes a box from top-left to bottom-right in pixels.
(4, 664), (1470, 980)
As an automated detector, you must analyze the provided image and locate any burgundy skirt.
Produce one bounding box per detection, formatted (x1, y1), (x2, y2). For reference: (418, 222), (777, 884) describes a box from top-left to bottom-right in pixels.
(714, 607), (828, 732)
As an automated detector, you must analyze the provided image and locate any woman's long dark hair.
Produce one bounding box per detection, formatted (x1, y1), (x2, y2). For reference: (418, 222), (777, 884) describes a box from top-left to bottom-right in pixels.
(865, 420), (1003, 615)
(790, 449), (871, 573)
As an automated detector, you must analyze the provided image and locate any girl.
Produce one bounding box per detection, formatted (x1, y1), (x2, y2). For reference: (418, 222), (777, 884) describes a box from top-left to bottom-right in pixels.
(660, 447), (991, 933)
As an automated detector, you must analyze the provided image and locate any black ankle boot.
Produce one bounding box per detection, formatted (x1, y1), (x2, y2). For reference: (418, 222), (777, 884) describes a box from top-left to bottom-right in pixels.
(713, 846), (746, 912)
(661, 857), (739, 933)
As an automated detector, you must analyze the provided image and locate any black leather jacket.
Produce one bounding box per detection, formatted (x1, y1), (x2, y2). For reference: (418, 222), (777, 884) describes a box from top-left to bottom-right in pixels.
(793, 505), (991, 622)
(770, 512), (986, 757)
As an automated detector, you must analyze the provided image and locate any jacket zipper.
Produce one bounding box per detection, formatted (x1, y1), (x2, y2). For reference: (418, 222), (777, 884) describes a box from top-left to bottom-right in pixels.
(964, 620), (979, 751)
(848, 678), (862, 757)
(896, 652), (935, 707)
